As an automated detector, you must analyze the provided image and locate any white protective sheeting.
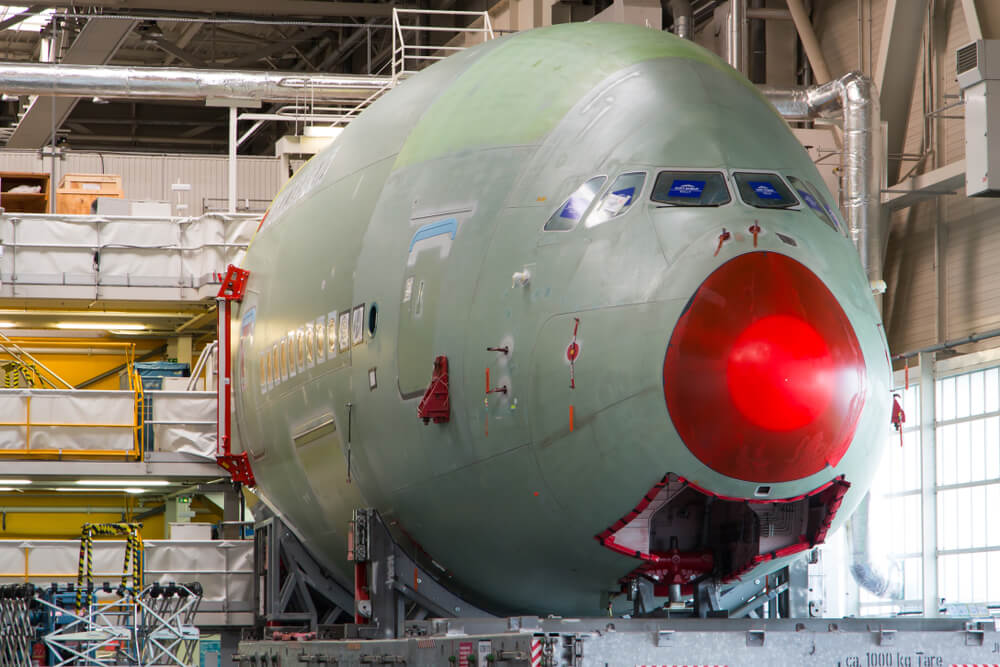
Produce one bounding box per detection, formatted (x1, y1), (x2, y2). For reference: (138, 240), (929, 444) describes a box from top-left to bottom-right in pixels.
(0, 213), (259, 297)
(149, 391), (217, 458)
(144, 540), (253, 603)
(0, 388), (135, 452)
(0, 539), (252, 604)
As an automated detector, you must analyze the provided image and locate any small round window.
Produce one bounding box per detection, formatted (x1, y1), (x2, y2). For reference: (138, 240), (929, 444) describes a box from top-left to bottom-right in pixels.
(368, 303), (378, 337)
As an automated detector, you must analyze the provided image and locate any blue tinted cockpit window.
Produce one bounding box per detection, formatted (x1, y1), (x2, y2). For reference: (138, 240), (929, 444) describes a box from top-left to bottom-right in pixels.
(733, 172), (798, 209)
(544, 176), (607, 231)
(787, 175), (842, 234)
(585, 172), (646, 227)
(650, 171), (731, 206)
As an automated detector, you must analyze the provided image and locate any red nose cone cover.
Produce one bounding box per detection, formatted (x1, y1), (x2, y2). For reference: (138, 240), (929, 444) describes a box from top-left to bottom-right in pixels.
(663, 252), (867, 483)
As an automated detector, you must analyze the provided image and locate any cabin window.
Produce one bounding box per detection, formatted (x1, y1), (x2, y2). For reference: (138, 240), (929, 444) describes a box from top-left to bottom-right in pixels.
(315, 317), (326, 363)
(585, 172), (646, 227)
(732, 172), (798, 209)
(788, 175), (843, 234)
(305, 324), (315, 367)
(544, 175), (607, 231)
(650, 171), (731, 206)
(327, 312), (338, 358)
(296, 327), (306, 372)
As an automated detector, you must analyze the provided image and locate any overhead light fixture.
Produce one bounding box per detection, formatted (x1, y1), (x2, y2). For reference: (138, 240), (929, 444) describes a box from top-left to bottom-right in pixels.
(55, 487), (148, 494)
(73, 480), (167, 487)
(0, 479), (31, 485)
(0, 322), (16, 328)
(55, 323), (145, 331)
(0, 487), (19, 492)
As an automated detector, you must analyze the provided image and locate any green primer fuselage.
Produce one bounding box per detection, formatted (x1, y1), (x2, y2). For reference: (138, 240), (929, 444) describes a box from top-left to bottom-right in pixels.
(233, 23), (891, 616)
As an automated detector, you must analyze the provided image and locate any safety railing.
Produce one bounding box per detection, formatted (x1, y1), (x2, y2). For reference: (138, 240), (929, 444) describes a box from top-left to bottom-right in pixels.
(391, 8), (495, 84)
(0, 388), (142, 459)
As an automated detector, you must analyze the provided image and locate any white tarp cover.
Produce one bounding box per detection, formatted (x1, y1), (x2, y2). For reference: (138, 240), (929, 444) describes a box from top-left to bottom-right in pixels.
(0, 213), (257, 290)
(144, 540), (252, 602)
(0, 539), (252, 603)
(0, 389), (135, 452)
(149, 391), (216, 458)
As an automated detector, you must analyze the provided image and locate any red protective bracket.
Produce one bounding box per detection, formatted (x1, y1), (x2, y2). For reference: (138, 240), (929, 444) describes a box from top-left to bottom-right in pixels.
(215, 263), (256, 486)
(417, 356), (450, 424)
(217, 264), (250, 300)
(217, 452), (256, 487)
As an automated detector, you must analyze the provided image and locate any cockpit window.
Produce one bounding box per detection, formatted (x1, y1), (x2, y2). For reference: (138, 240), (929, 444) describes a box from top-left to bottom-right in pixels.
(585, 172), (646, 227)
(544, 176), (607, 231)
(787, 175), (841, 233)
(650, 171), (731, 206)
(733, 172), (798, 209)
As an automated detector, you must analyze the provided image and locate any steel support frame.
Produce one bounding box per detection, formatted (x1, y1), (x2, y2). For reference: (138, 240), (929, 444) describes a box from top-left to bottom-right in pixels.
(253, 514), (355, 634)
(874, 0), (932, 186)
(350, 508), (493, 639)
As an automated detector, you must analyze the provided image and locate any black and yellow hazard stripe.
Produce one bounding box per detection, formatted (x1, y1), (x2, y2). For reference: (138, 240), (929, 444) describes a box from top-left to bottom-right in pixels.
(75, 522), (144, 611)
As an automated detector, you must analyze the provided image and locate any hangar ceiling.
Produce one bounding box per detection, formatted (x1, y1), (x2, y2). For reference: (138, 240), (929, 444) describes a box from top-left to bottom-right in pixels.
(0, 1), (723, 155)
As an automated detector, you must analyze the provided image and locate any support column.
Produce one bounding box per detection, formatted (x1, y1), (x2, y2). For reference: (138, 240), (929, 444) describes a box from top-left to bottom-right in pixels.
(222, 485), (241, 539)
(228, 105), (237, 214)
(918, 351), (938, 616)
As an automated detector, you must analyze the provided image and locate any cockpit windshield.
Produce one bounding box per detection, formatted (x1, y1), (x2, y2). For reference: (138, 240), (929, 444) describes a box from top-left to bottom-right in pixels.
(544, 176), (607, 231)
(650, 171), (731, 207)
(787, 175), (843, 234)
(732, 172), (798, 209)
(585, 172), (646, 227)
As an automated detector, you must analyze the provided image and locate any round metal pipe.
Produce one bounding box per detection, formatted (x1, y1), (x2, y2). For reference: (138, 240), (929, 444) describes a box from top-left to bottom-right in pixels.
(668, 0), (692, 40)
(763, 72), (883, 290)
(0, 62), (390, 103)
(727, 0), (748, 73)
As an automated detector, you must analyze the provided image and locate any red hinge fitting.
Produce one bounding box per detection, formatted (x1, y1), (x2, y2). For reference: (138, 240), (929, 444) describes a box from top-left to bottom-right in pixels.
(217, 264), (250, 301)
(217, 451), (256, 486)
(417, 356), (450, 424)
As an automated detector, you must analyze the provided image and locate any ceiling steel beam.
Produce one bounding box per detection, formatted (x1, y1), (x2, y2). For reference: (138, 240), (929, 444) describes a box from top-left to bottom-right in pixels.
(28, 0), (398, 19)
(874, 0), (931, 186)
(0, 5), (49, 32)
(225, 26), (329, 68)
(162, 21), (203, 66)
(882, 160), (965, 211)
(5, 18), (137, 149)
(961, 0), (984, 40)
(145, 34), (208, 67)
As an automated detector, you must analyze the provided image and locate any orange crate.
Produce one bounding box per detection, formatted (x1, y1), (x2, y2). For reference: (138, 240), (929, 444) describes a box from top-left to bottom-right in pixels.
(57, 173), (123, 215)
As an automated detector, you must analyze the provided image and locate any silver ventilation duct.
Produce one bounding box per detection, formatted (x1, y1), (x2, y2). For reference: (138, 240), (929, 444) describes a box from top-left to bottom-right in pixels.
(763, 72), (883, 291)
(669, 0), (692, 40)
(0, 62), (390, 103)
(726, 0), (748, 74)
(847, 493), (904, 600)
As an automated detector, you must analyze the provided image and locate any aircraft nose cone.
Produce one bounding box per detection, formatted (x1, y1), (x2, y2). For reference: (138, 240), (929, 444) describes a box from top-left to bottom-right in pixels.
(663, 252), (868, 483)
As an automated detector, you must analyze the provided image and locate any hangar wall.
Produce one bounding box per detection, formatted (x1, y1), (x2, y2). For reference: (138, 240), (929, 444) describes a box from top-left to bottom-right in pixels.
(0, 150), (282, 214)
(816, 0), (1000, 359)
